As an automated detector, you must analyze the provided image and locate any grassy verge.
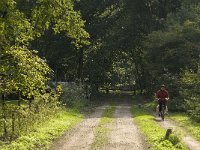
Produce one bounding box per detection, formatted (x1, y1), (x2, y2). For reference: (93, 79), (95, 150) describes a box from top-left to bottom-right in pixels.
(132, 105), (187, 150)
(169, 113), (200, 141)
(0, 109), (83, 150)
(143, 101), (200, 141)
(92, 105), (116, 149)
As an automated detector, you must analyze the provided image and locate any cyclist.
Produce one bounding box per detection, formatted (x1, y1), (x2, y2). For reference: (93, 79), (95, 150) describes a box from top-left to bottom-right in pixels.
(155, 84), (169, 117)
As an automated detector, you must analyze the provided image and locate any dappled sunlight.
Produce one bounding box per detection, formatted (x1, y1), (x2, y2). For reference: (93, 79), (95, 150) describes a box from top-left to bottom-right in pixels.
(1, 0), (200, 149)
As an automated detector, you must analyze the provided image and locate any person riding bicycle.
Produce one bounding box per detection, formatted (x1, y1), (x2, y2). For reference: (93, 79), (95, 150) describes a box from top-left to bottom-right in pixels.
(155, 84), (169, 116)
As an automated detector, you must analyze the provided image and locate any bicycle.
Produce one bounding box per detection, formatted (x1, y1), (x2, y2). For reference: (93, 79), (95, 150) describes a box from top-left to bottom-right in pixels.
(157, 98), (168, 121)
(160, 102), (165, 121)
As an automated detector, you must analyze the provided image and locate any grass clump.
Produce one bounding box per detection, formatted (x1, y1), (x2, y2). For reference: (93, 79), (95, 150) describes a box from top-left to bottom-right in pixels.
(92, 105), (116, 149)
(132, 105), (187, 150)
(0, 109), (83, 150)
(169, 113), (200, 141)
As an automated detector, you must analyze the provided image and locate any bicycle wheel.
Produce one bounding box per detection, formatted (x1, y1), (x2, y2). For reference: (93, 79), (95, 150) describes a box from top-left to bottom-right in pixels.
(161, 105), (165, 121)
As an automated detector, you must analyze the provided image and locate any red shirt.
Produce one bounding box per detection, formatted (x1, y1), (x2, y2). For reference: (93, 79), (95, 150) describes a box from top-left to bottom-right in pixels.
(156, 90), (169, 100)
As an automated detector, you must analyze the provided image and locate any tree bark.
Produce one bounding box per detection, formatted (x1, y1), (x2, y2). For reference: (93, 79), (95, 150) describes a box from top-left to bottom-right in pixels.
(77, 48), (84, 82)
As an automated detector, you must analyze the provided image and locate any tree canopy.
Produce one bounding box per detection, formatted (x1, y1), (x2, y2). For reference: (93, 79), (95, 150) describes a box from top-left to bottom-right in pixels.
(1, 0), (200, 121)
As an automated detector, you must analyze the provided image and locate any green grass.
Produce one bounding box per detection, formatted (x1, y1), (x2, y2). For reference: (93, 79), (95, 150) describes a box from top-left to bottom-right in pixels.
(143, 101), (200, 141)
(0, 109), (83, 150)
(132, 105), (187, 150)
(92, 105), (116, 149)
(169, 113), (200, 141)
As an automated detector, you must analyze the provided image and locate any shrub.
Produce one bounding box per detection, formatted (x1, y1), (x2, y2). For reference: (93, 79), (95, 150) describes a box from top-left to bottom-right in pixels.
(58, 82), (91, 112)
(180, 70), (200, 122)
(168, 134), (181, 145)
(167, 98), (186, 112)
(0, 88), (60, 141)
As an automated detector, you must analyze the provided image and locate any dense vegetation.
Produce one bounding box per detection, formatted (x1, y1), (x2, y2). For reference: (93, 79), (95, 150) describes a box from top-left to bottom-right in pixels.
(0, 0), (200, 148)
(0, 0), (89, 145)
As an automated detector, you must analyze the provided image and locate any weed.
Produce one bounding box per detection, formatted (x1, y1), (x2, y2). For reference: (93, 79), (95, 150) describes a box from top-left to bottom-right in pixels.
(92, 105), (116, 149)
(169, 113), (200, 141)
(132, 105), (187, 150)
(0, 110), (83, 150)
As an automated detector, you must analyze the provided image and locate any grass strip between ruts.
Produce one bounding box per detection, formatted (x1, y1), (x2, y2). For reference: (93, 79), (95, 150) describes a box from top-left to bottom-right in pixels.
(92, 104), (116, 149)
(131, 105), (188, 150)
(0, 109), (83, 150)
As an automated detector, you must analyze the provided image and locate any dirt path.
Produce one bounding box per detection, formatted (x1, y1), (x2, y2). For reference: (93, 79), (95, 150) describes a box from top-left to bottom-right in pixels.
(51, 97), (149, 150)
(154, 116), (200, 150)
(103, 103), (149, 150)
(51, 95), (200, 150)
(51, 105), (107, 150)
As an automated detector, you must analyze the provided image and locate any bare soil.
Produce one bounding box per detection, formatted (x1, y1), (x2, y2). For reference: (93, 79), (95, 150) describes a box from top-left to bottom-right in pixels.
(51, 97), (149, 150)
(51, 94), (200, 150)
(51, 105), (107, 150)
(102, 104), (149, 150)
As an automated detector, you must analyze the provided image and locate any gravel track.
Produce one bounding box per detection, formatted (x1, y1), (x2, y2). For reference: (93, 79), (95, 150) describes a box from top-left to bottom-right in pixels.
(52, 95), (200, 150)
(51, 105), (106, 150)
(102, 103), (149, 150)
(51, 97), (149, 150)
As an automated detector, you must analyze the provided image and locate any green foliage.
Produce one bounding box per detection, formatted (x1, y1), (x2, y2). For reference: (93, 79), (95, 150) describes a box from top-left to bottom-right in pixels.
(132, 105), (187, 150)
(1, 0), (200, 148)
(77, 0), (184, 94)
(59, 82), (91, 112)
(0, 0), (89, 95)
(169, 113), (200, 141)
(0, 90), (60, 140)
(0, 0), (89, 144)
(0, 46), (51, 96)
(168, 134), (181, 146)
(181, 69), (200, 122)
(142, 1), (200, 113)
(0, 109), (83, 150)
(16, 0), (90, 46)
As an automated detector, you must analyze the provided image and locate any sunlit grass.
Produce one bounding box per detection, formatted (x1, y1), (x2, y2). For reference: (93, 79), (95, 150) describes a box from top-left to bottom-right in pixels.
(92, 105), (116, 149)
(0, 109), (83, 150)
(169, 113), (200, 141)
(132, 105), (187, 150)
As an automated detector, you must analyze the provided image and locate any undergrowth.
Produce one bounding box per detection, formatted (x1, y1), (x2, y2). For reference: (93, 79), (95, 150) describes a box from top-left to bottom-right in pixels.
(132, 105), (187, 150)
(169, 113), (200, 141)
(0, 109), (83, 150)
(143, 101), (200, 142)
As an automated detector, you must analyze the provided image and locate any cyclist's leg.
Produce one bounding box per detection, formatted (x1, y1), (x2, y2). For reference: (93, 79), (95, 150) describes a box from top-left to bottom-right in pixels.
(158, 101), (162, 112)
(158, 101), (162, 116)
(163, 100), (166, 110)
(164, 100), (168, 114)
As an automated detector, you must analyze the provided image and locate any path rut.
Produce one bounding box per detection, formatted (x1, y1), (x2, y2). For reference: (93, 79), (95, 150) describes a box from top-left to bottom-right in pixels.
(51, 105), (106, 150)
(103, 103), (149, 150)
(51, 99), (149, 150)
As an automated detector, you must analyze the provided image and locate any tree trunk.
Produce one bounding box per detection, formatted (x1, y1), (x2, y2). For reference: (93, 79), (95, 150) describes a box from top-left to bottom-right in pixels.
(2, 94), (7, 138)
(77, 48), (84, 82)
(18, 91), (21, 106)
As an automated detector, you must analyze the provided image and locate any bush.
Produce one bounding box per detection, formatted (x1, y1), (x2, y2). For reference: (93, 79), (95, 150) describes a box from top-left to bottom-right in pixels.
(58, 82), (91, 112)
(168, 134), (181, 145)
(167, 98), (186, 112)
(180, 70), (200, 122)
(0, 88), (60, 141)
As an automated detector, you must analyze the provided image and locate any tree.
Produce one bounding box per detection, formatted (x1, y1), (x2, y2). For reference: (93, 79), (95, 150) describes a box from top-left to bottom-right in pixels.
(0, 0), (90, 96)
